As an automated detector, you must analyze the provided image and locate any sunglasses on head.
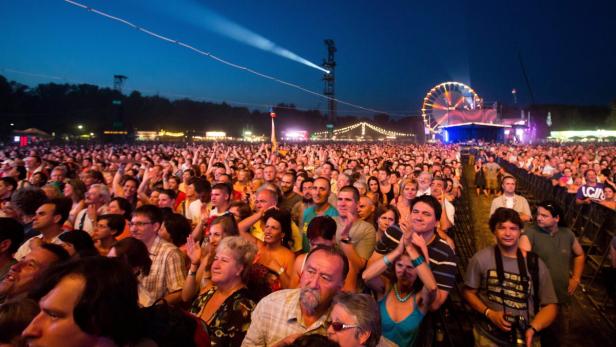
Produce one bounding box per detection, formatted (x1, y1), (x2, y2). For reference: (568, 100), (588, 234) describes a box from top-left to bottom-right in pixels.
(326, 320), (360, 332)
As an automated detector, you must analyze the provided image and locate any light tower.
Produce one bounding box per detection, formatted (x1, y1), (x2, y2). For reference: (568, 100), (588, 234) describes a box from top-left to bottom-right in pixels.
(113, 75), (127, 92)
(323, 39), (336, 128)
(112, 75), (127, 128)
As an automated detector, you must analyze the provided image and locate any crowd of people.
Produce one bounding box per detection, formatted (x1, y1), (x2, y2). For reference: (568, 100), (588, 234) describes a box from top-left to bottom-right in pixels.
(0, 141), (613, 347)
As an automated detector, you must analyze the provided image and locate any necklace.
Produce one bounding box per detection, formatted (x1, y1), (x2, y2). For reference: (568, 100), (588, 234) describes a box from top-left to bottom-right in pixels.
(393, 283), (413, 303)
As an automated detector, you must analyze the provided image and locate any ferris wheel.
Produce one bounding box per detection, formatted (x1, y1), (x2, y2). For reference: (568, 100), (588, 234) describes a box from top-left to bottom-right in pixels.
(421, 81), (482, 133)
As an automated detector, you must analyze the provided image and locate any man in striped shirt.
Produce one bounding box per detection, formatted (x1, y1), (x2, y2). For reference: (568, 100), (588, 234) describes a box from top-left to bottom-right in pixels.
(369, 194), (457, 311)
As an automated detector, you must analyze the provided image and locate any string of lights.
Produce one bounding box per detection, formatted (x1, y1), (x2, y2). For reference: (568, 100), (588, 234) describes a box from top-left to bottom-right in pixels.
(63, 0), (404, 117)
(312, 121), (414, 137)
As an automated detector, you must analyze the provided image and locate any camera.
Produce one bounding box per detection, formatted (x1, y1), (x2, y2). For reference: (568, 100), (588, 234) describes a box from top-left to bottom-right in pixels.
(504, 314), (527, 346)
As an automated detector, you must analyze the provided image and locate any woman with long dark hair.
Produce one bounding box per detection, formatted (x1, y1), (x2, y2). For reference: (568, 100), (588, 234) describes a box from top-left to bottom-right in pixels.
(367, 176), (385, 206)
(255, 209), (296, 289)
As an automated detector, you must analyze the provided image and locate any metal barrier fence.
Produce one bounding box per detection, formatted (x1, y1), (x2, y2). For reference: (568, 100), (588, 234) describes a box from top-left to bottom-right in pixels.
(497, 157), (616, 327)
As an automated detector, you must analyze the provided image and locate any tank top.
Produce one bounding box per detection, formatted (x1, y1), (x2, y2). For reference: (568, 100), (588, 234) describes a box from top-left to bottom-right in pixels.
(383, 184), (395, 204)
(379, 293), (424, 347)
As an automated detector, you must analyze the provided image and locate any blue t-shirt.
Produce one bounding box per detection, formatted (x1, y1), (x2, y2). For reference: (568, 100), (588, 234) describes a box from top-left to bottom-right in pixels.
(302, 205), (339, 231)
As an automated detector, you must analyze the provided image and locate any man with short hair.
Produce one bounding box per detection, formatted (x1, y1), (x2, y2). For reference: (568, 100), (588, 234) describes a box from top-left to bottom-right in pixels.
(357, 196), (376, 223)
(302, 177), (339, 232)
(321, 162), (335, 180)
(489, 176), (532, 222)
(24, 155), (44, 182)
(335, 186), (376, 268)
(210, 183), (231, 216)
(369, 195), (457, 311)
(0, 177), (17, 203)
(263, 165), (277, 185)
(74, 183), (110, 234)
(416, 172), (432, 197)
(22, 256), (144, 347)
(520, 201), (584, 346)
(191, 182), (233, 241)
(280, 172), (302, 212)
(49, 166), (67, 183)
(130, 205), (185, 305)
(15, 198), (71, 261)
(576, 169), (605, 204)
(291, 178), (313, 227)
(429, 176), (455, 228)
(10, 187), (48, 240)
(0, 243), (69, 304)
(335, 186), (377, 291)
(242, 246), (349, 347)
(463, 208), (558, 346)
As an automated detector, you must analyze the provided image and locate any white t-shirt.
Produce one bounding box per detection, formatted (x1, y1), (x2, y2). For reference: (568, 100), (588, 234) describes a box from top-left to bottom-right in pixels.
(187, 199), (202, 225)
(15, 233), (65, 261)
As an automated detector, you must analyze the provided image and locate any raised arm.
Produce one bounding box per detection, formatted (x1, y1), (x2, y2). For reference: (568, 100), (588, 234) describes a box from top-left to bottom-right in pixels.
(362, 237), (404, 300)
(112, 165), (125, 197)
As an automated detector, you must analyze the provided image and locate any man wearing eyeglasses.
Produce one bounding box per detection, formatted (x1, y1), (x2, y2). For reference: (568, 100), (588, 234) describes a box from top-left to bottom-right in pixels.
(129, 205), (185, 306)
(242, 246), (348, 347)
(520, 201), (584, 346)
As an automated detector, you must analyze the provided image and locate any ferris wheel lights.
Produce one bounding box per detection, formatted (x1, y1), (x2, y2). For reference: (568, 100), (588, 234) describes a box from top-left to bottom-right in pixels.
(421, 81), (481, 133)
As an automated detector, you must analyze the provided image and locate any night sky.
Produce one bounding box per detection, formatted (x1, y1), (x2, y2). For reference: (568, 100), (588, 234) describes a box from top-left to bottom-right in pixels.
(1, 0), (615, 117)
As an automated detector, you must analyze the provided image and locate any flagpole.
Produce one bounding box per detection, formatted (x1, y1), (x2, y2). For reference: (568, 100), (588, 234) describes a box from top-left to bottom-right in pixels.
(270, 108), (277, 152)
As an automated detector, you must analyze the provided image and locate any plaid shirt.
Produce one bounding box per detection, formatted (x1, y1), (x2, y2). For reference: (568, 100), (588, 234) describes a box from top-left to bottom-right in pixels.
(141, 236), (186, 306)
(241, 289), (329, 347)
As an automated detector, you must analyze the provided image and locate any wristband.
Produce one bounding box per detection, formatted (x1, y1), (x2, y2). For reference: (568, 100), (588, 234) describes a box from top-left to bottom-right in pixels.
(383, 255), (393, 267)
(188, 271), (197, 276)
(483, 307), (490, 318)
(529, 325), (539, 334)
(411, 255), (425, 267)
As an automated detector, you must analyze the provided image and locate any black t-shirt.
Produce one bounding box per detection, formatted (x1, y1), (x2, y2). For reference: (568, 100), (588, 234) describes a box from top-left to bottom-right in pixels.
(375, 226), (457, 291)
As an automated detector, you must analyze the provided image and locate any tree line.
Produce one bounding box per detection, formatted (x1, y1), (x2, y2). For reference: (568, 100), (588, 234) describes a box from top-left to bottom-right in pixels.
(0, 75), (424, 140)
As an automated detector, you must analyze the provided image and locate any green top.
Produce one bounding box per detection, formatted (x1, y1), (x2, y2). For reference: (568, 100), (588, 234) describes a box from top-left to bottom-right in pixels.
(523, 223), (575, 303)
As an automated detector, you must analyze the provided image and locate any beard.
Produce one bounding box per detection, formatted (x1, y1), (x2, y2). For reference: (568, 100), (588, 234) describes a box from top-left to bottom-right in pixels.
(299, 287), (321, 315)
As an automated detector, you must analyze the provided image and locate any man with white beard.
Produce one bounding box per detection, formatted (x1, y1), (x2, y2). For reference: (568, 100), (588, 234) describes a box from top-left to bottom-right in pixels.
(242, 246), (348, 347)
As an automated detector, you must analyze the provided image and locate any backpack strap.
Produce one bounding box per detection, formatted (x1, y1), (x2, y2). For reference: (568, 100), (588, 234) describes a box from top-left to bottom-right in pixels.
(526, 251), (540, 314)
